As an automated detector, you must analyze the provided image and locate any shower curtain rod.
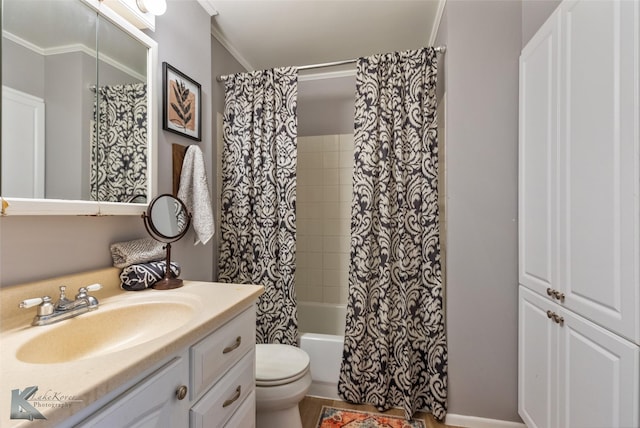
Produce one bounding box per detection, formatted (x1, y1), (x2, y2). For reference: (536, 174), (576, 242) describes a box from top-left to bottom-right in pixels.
(216, 45), (446, 82)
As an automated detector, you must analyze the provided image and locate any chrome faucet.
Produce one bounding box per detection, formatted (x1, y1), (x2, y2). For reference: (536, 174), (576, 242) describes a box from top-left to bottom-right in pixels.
(19, 283), (103, 326)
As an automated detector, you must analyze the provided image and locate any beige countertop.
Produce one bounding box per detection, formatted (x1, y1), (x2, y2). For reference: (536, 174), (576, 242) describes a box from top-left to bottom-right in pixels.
(0, 268), (263, 427)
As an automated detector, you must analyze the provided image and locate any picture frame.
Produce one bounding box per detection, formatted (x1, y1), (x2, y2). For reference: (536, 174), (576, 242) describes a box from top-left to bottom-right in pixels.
(162, 62), (201, 141)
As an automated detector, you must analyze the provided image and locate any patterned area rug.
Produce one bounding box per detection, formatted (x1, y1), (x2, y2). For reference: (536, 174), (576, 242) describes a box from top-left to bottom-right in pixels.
(316, 406), (426, 428)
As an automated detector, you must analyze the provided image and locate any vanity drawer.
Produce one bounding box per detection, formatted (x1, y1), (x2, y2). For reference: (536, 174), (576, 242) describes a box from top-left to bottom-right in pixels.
(190, 349), (255, 428)
(190, 306), (255, 399)
(225, 390), (255, 428)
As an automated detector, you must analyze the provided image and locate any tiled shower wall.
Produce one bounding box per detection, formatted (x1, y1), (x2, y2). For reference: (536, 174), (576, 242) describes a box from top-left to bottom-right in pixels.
(296, 134), (354, 305)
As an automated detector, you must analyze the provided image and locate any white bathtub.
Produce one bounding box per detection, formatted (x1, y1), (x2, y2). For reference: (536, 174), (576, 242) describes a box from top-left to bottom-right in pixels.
(298, 301), (346, 399)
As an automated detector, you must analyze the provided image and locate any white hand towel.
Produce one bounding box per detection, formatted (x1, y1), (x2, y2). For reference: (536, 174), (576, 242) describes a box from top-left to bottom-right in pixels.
(177, 145), (214, 245)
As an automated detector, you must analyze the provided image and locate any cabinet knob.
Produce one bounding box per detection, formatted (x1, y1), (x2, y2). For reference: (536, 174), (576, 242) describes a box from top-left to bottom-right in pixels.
(546, 310), (565, 326)
(546, 288), (566, 303)
(553, 290), (566, 303)
(176, 385), (188, 400)
(552, 313), (564, 326)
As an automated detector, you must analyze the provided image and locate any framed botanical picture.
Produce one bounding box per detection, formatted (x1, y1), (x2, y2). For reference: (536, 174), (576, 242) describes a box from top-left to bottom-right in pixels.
(162, 62), (201, 141)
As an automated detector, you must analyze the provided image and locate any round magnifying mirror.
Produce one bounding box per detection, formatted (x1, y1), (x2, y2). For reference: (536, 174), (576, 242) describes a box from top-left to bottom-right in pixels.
(147, 194), (190, 240)
(142, 194), (191, 289)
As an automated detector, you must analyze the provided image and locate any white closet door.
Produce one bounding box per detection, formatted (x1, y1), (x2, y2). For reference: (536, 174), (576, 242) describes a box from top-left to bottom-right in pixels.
(557, 305), (639, 428)
(519, 287), (558, 428)
(518, 10), (560, 298)
(1, 86), (45, 198)
(558, 0), (640, 343)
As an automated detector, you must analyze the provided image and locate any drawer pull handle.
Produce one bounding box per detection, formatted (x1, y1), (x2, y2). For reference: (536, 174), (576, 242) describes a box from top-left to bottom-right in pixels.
(547, 310), (553, 319)
(222, 386), (241, 408)
(223, 336), (242, 354)
(176, 385), (188, 400)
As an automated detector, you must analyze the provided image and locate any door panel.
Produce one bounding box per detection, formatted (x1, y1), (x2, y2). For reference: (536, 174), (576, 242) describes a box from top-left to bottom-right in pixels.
(1, 86), (45, 198)
(519, 287), (558, 428)
(519, 11), (559, 297)
(558, 307), (639, 428)
(559, 0), (639, 342)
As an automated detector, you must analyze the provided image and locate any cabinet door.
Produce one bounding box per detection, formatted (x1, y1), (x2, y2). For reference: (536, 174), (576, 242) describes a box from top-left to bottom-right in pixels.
(519, 8), (560, 298)
(558, 0), (640, 343)
(519, 287), (558, 428)
(78, 357), (189, 428)
(557, 306), (639, 428)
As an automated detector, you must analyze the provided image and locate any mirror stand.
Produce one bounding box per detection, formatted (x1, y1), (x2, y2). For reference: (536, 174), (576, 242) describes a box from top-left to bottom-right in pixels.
(154, 242), (181, 290)
(141, 194), (191, 290)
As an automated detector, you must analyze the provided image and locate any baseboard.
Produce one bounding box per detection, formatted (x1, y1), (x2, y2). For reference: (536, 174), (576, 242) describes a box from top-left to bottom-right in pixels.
(307, 383), (340, 401)
(445, 413), (526, 428)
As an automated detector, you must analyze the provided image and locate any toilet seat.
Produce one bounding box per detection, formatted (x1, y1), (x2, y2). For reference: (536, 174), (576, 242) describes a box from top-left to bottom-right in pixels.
(256, 344), (310, 387)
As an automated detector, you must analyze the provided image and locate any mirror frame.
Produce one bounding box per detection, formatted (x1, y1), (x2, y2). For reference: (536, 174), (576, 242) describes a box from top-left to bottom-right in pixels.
(0, 0), (158, 216)
(144, 194), (191, 241)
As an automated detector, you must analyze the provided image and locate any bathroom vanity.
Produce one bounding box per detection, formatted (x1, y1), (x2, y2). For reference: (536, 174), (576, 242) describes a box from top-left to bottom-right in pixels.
(0, 268), (263, 427)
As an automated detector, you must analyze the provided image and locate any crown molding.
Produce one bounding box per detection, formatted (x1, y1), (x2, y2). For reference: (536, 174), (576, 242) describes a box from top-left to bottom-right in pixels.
(210, 22), (254, 72)
(197, 0), (218, 16)
(429, 0), (447, 46)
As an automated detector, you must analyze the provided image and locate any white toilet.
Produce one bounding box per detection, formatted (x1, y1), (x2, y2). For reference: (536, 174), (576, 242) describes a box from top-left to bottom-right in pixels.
(255, 344), (312, 428)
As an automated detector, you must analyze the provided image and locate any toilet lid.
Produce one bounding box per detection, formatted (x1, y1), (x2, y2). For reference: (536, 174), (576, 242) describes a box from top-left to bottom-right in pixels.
(255, 344), (310, 387)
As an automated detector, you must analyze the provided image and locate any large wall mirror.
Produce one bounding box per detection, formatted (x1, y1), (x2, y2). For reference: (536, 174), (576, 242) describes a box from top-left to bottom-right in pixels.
(1, 0), (157, 215)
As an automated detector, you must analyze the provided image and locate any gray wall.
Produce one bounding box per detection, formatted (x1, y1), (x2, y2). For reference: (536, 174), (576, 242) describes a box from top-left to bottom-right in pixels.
(437, 0), (560, 422)
(145, 1), (214, 281)
(522, 0), (561, 47)
(45, 52), (89, 200)
(2, 38), (45, 97)
(298, 75), (356, 136)
(441, 1), (521, 421)
(0, 1), (214, 287)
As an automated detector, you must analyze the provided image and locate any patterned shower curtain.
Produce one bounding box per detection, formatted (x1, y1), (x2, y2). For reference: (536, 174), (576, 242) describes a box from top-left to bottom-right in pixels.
(338, 48), (447, 420)
(218, 67), (299, 345)
(90, 83), (147, 203)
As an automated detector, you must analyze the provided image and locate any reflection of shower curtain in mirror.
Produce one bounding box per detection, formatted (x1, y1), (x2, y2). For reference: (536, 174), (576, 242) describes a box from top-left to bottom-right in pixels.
(90, 83), (147, 202)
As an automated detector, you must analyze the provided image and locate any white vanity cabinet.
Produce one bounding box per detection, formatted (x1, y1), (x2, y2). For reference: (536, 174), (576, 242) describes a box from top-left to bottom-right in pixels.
(519, 0), (640, 345)
(73, 306), (257, 428)
(519, 0), (640, 427)
(519, 287), (639, 428)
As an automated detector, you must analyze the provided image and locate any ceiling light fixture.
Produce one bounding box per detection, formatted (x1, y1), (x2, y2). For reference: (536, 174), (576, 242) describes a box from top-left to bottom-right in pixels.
(136, 0), (167, 16)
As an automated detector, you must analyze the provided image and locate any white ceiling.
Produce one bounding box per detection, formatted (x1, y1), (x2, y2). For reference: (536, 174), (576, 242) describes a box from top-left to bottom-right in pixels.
(210, 0), (446, 72)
